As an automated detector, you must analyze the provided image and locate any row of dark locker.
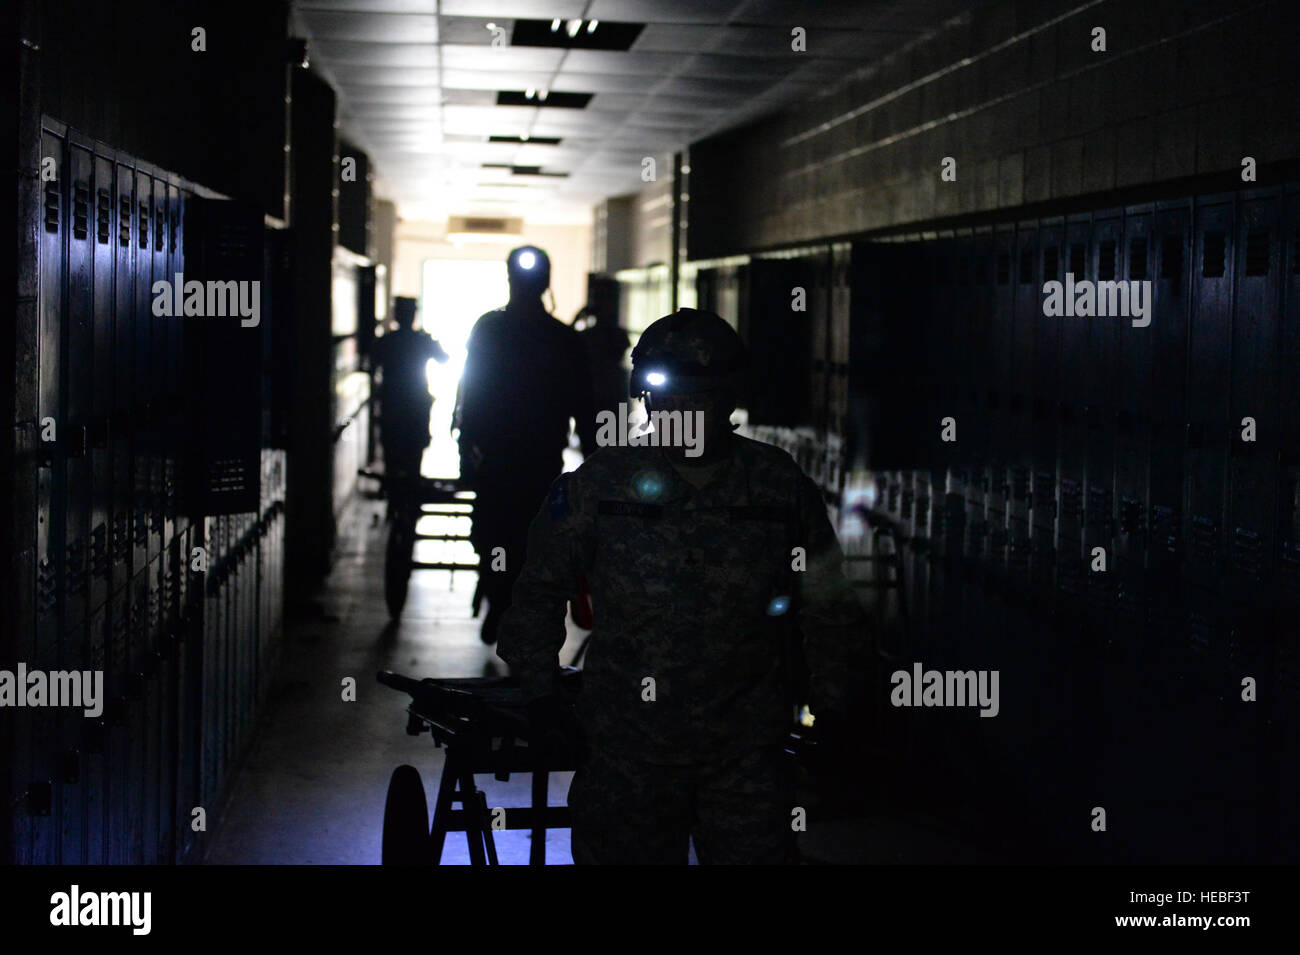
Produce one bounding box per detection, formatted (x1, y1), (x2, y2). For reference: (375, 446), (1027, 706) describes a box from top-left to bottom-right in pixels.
(7, 122), (286, 864)
(849, 186), (1299, 863)
(695, 248), (853, 444)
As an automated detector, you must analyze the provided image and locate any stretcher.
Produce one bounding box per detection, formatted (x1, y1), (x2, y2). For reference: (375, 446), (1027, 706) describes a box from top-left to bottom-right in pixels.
(377, 668), (581, 865)
(377, 666), (830, 865)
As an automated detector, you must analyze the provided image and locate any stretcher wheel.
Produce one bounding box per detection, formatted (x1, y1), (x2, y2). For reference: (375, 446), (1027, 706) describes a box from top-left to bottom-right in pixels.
(382, 764), (431, 865)
(384, 518), (412, 618)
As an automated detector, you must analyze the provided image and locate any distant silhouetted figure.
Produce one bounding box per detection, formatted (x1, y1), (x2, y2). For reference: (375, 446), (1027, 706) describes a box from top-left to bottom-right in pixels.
(454, 245), (597, 644)
(372, 296), (449, 478)
(576, 304), (630, 421)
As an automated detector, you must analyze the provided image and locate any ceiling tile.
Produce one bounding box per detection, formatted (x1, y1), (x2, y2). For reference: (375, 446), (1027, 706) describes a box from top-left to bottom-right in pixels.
(298, 10), (439, 43)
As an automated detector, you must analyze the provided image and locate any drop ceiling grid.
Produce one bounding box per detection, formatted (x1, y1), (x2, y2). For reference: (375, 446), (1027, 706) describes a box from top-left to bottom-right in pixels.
(292, 0), (976, 222)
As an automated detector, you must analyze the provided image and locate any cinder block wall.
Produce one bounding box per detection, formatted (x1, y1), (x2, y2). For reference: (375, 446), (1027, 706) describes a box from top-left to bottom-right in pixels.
(689, 0), (1299, 257)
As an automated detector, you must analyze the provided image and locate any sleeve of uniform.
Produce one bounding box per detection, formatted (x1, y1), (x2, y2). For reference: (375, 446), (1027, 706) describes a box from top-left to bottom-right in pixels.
(793, 472), (872, 715)
(496, 467), (596, 701)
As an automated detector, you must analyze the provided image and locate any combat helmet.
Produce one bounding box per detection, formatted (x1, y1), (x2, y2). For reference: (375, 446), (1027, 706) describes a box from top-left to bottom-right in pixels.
(629, 307), (748, 399)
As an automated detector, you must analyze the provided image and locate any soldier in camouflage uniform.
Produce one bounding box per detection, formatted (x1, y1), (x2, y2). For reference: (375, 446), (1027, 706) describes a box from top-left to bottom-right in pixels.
(497, 308), (869, 864)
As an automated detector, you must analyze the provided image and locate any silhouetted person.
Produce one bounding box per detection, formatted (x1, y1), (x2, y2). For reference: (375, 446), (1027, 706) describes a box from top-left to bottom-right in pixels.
(453, 245), (597, 644)
(497, 308), (869, 864)
(372, 296), (449, 479)
(576, 303), (630, 421)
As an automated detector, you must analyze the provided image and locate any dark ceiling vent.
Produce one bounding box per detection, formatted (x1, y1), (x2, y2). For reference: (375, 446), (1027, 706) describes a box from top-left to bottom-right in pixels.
(481, 163), (569, 178)
(497, 90), (592, 108)
(511, 18), (644, 51)
(488, 134), (562, 145)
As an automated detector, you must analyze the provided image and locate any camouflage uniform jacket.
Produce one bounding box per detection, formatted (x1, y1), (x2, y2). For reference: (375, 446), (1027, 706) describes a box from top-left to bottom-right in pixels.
(497, 434), (869, 764)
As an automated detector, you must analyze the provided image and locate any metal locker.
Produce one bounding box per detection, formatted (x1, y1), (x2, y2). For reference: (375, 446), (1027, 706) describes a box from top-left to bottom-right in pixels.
(1083, 210), (1124, 625)
(1226, 189), (1283, 603)
(182, 199), (265, 515)
(926, 235), (958, 482)
(945, 229), (974, 515)
(159, 538), (181, 864)
(1280, 193), (1300, 615)
(1006, 220), (1038, 600)
(1056, 214), (1093, 608)
(62, 142), (95, 649)
(929, 235), (964, 647)
(131, 167), (154, 576)
(986, 225), (1016, 590)
(90, 149), (116, 618)
(200, 538), (221, 806)
(151, 175), (172, 558)
(104, 583), (130, 863)
(1113, 205), (1155, 637)
(221, 562), (235, 783)
(177, 525), (204, 863)
(805, 250), (830, 434)
(166, 183), (186, 544)
(111, 161), (135, 600)
(58, 152), (95, 861)
(33, 125), (68, 865)
(126, 566), (151, 863)
(82, 605), (109, 864)
(1183, 196), (1236, 591)
(829, 245), (852, 440)
(1147, 200), (1192, 643)
(1031, 218), (1063, 600)
(965, 228), (994, 573)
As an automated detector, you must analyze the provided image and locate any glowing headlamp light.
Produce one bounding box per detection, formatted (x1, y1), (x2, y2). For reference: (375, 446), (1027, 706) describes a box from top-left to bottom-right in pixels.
(645, 371), (667, 387)
(517, 250), (537, 270)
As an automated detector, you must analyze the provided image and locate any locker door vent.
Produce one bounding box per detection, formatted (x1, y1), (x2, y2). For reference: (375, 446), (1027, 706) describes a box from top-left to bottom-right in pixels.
(96, 188), (111, 244)
(1069, 242), (1086, 276)
(1043, 245), (1059, 281)
(1098, 239), (1117, 280)
(1018, 246), (1034, 284)
(1244, 228), (1269, 276)
(1232, 527), (1263, 578)
(119, 195), (131, 246)
(1190, 514), (1220, 562)
(1202, 231), (1226, 277)
(1161, 234), (1183, 279)
(1061, 478), (1083, 521)
(138, 202), (149, 249)
(996, 251), (1010, 284)
(73, 182), (90, 240)
(1128, 238), (1148, 280)
(44, 181), (60, 232)
(155, 206), (166, 252)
